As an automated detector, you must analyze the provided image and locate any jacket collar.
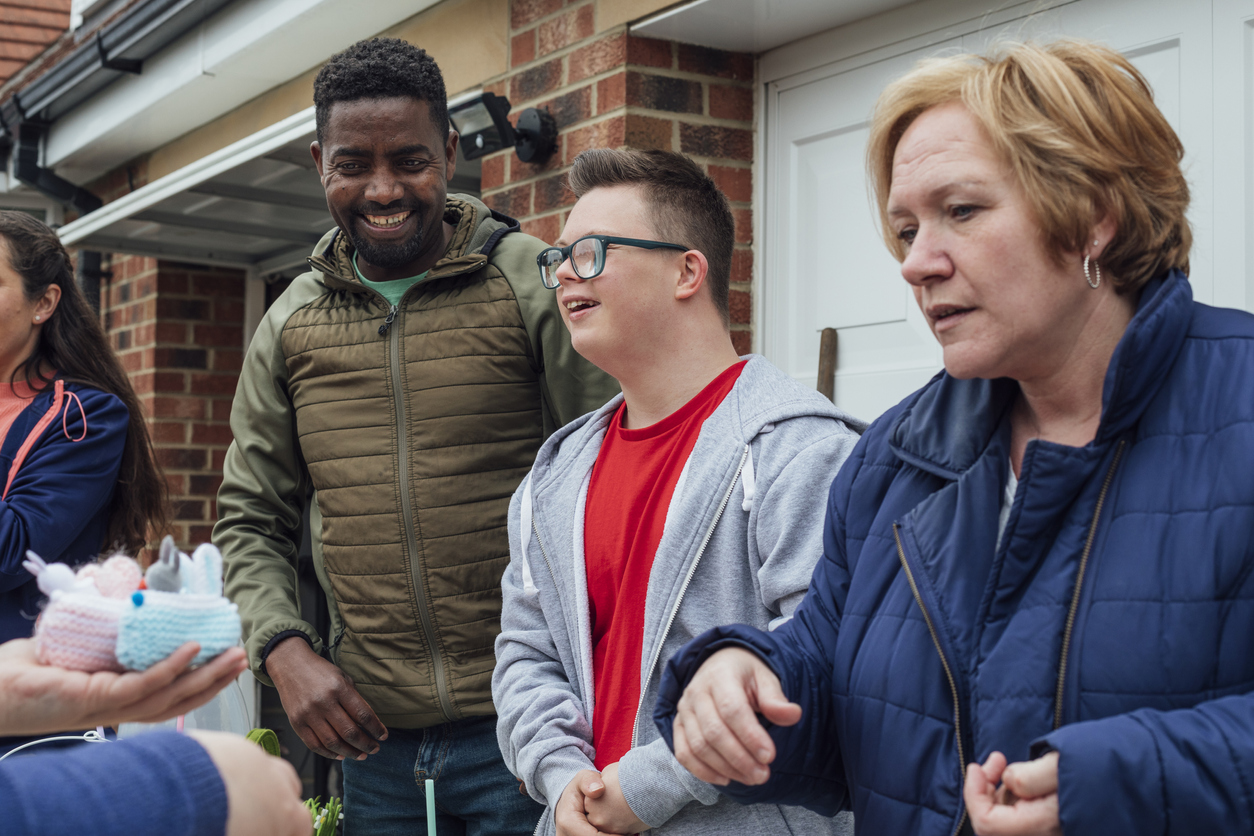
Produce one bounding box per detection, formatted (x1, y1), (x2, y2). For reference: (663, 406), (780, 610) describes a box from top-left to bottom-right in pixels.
(305, 194), (519, 294)
(890, 269), (1193, 479)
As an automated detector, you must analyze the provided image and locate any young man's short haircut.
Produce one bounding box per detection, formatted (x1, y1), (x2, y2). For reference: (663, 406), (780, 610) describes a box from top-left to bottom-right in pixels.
(314, 38), (448, 144)
(567, 149), (735, 324)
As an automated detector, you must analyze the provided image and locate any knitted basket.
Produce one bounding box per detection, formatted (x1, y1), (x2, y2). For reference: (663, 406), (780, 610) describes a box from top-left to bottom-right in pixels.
(115, 590), (241, 671)
(33, 593), (128, 672)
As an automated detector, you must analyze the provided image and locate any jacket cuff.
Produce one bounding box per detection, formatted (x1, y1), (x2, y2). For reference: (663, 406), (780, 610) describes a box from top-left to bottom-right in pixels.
(533, 745), (597, 810)
(249, 622), (320, 686)
(617, 737), (719, 827)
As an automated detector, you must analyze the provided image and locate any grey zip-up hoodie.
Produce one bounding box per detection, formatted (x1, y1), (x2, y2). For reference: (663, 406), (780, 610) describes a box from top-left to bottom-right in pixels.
(493, 356), (864, 835)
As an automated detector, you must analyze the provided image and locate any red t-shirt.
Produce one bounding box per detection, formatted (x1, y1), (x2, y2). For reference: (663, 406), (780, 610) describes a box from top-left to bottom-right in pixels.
(584, 360), (747, 769)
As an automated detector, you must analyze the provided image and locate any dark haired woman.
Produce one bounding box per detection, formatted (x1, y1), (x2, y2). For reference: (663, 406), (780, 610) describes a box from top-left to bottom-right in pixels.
(0, 210), (166, 643)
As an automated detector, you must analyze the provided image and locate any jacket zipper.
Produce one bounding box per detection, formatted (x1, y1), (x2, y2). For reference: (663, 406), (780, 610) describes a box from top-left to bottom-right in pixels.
(894, 523), (968, 836)
(631, 447), (750, 748)
(531, 519), (565, 836)
(1053, 439), (1126, 729)
(389, 298), (456, 721)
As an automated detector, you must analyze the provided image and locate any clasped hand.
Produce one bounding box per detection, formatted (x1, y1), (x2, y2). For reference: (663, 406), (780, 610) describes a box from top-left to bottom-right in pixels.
(556, 764), (648, 836)
(671, 647), (1062, 836)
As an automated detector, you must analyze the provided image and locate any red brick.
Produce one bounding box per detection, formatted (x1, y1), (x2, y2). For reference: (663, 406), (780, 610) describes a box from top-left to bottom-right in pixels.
(172, 499), (207, 521)
(212, 401), (233, 422)
(521, 214), (561, 244)
(188, 526), (215, 544)
(133, 323), (157, 346)
(730, 248), (753, 284)
(510, 57), (564, 103)
(626, 71), (702, 114)
(729, 289), (751, 324)
(596, 72), (626, 114)
(678, 44), (753, 81)
(165, 473), (187, 495)
(679, 123), (753, 161)
(190, 373), (238, 397)
(118, 350), (144, 373)
(538, 84), (592, 129)
(191, 423), (235, 445)
(214, 350), (243, 373)
(625, 113), (673, 151)
(730, 329), (751, 355)
(157, 447), (207, 470)
(511, 0), (562, 29)
(154, 322), (188, 344)
(189, 473), (224, 496)
(626, 35), (672, 69)
(483, 183), (533, 218)
(153, 347), (208, 369)
(511, 29), (536, 68)
(569, 33), (625, 84)
(191, 274), (244, 297)
(193, 324), (243, 348)
(128, 371), (153, 394)
(565, 116), (625, 162)
(214, 299), (244, 323)
(153, 372), (186, 393)
(533, 174), (575, 213)
(151, 397), (207, 420)
(135, 275), (157, 298)
(709, 84), (753, 122)
(733, 208), (752, 244)
(536, 4), (593, 58)
(510, 139), (565, 183)
(481, 154), (506, 191)
(156, 273), (188, 295)
(156, 298), (211, 321)
(709, 165), (751, 203)
(211, 450), (227, 470)
(151, 421), (186, 443)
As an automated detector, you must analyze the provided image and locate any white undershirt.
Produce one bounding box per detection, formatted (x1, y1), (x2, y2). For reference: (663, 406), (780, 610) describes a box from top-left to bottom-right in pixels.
(996, 459), (1019, 551)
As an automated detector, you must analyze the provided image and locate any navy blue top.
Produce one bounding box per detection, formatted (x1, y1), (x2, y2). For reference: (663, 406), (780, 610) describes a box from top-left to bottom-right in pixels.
(0, 382), (128, 642)
(657, 271), (1254, 835)
(0, 731), (228, 835)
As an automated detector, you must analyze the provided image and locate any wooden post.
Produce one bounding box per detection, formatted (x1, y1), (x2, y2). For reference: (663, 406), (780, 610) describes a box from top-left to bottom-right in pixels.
(817, 327), (837, 402)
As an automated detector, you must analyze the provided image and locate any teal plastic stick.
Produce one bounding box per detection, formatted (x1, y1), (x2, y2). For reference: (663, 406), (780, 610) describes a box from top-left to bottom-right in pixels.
(426, 778), (436, 836)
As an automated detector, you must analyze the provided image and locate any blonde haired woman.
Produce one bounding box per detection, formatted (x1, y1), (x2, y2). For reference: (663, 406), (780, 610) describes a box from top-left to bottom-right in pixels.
(655, 40), (1254, 836)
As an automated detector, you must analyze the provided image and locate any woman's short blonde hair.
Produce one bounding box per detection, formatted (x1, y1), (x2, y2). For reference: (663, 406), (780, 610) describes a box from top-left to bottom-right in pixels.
(867, 39), (1190, 293)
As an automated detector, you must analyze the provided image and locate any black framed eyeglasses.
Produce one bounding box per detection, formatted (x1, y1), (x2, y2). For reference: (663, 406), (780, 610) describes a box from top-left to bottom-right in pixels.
(536, 235), (689, 289)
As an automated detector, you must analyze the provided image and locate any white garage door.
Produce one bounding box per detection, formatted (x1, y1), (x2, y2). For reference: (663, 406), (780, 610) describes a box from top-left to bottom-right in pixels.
(762, 0), (1254, 425)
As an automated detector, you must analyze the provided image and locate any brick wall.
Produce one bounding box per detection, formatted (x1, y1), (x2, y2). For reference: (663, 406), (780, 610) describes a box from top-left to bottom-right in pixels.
(103, 255), (244, 550)
(481, 0), (756, 353)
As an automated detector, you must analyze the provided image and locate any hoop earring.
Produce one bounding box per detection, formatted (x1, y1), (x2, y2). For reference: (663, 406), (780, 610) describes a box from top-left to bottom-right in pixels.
(1084, 252), (1101, 290)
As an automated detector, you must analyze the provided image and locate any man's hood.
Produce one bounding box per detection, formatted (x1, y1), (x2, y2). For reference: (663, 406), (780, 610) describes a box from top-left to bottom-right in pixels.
(305, 193), (521, 292)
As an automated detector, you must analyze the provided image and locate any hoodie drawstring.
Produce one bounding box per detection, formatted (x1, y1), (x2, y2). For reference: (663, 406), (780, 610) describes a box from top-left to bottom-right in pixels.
(3, 381), (89, 501)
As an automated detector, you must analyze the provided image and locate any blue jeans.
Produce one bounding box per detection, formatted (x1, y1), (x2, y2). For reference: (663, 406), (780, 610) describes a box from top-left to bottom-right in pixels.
(342, 714), (543, 836)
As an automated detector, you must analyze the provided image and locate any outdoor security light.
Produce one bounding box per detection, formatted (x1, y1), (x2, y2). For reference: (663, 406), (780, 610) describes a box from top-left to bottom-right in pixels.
(449, 92), (557, 164)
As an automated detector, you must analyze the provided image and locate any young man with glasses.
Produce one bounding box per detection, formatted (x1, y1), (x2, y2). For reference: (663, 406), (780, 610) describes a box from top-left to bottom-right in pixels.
(492, 148), (862, 836)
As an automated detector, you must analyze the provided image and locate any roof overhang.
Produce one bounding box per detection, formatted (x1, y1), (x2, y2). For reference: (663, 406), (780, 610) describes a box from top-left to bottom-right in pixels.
(57, 93), (483, 275)
(58, 106), (328, 274)
(631, 0), (917, 54)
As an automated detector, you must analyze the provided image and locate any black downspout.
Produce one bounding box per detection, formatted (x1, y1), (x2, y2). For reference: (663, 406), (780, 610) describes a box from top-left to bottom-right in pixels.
(13, 124), (103, 217)
(75, 251), (107, 314)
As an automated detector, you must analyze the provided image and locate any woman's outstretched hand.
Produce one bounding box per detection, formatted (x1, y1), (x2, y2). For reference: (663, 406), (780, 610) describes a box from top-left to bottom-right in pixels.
(0, 637), (248, 736)
(672, 647), (801, 786)
(965, 750), (1062, 836)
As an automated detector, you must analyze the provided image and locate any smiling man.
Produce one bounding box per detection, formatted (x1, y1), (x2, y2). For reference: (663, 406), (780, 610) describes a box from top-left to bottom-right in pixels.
(492, 149), (862, 836)
(215, 38), (617, 836)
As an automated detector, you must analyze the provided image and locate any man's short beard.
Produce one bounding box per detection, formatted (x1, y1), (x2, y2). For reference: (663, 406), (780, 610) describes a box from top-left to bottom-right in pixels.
(350, 223), (424, 271)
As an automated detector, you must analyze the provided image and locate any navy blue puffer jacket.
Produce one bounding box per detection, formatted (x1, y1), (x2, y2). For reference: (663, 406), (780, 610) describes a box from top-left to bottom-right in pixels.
(656, 270), (1254, 835)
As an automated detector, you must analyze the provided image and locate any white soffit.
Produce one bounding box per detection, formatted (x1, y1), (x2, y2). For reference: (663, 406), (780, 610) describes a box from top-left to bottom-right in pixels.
(631, 0), (917, 54)
(47, 0), (441, 184)
(57, 107), (327, 273)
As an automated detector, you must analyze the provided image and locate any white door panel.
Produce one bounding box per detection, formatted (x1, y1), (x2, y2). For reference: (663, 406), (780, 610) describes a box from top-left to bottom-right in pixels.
(765, 0), (1247, 425)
